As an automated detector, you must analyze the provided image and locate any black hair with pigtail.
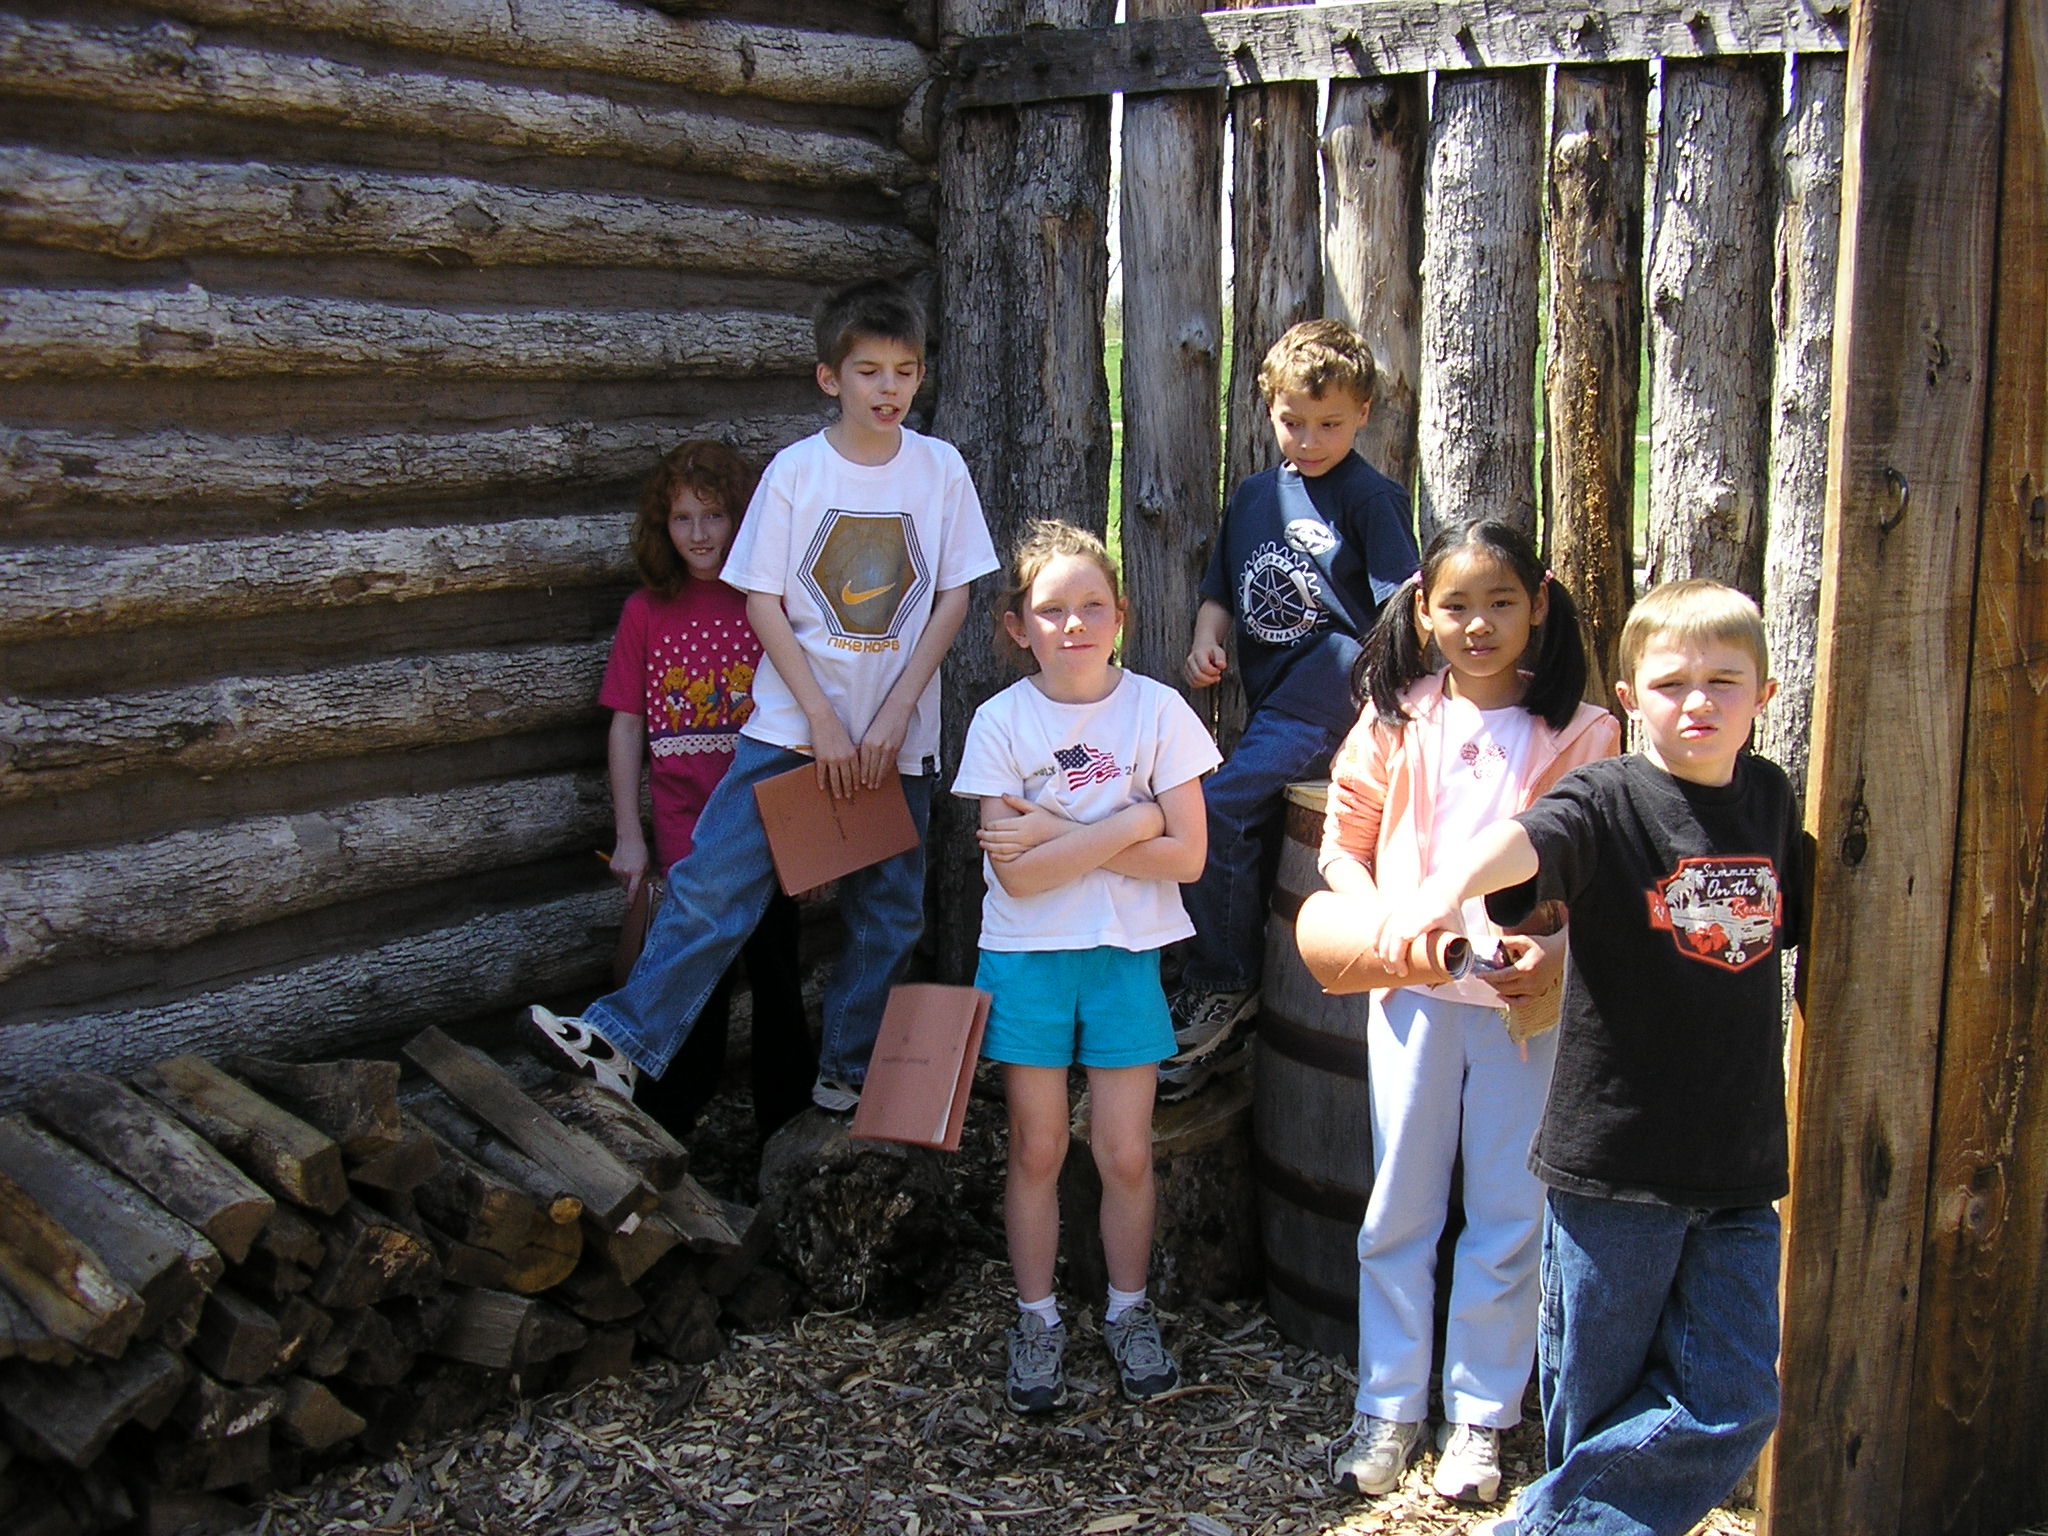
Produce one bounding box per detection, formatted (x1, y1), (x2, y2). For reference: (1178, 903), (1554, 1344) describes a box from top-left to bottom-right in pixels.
(1351, 518), (1590, 732)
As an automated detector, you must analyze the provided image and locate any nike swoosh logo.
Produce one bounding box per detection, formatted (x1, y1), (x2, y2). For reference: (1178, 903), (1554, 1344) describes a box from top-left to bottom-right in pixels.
(840, 580), (897, 606)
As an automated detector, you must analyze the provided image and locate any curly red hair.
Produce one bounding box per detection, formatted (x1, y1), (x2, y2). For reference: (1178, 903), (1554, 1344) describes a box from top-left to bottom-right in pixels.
(632, 441), (759, 596)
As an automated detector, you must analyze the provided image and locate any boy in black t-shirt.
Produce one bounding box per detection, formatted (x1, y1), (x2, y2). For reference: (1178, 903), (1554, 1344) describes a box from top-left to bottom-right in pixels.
(1369, 580), (1807, 1536)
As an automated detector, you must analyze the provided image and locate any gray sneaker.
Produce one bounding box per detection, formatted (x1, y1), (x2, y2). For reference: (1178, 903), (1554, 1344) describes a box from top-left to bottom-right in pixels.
(1004, 1313), (1067, 1414)
(1331, 1412), (1423, 1496)
(1156, 1035), (1253, 1104)
(1168, 985), (1259, 1062)
(1102, 1300), (1179, 1400)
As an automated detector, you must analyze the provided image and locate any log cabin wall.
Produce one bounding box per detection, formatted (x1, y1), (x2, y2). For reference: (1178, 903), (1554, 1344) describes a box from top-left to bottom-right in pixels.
(0, 0), (939, 1101)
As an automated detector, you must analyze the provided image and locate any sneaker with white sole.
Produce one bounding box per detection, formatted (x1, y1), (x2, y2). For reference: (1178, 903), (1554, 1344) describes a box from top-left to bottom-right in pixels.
(1432, 1422), (1502, 1504)
(810, 1077), (861, 1113)
(1167, 984), (1259, 1062)
(528, 1005), (639, 1099)
(1102, 1300), (1179, 1400)
(1331, 1412), (1423, 1496)
(1156, 1034), (1253, 1103)
(1004, 1313), (1067, 1414)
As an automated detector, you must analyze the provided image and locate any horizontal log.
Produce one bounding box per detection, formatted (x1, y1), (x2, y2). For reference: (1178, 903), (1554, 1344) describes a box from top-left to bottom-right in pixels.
(0, 284), (814, 382)
(172, 1373), (283, 1441)
(951, 0), (1848, 106)
(0, 1342), (189, 1467)
(0, 1166), (144, 1357)
(408, 1118), (541, 1258)
(0, 1282), (72, 1363)
(272, 1295), (332, 1374)
(400, 1087), (586, 1227)
(0, 147), (929, 278)
(227, 1057), (401, 1160)
(0, 640), (608, 805)
(0, 889), (620, 1105)
(277, 1376), (363, 1451)
(307, 1200), (439, 1310)
(0, 17), (920, 190)
(344, 1122), (442, 1194)
(0, 414), (829, 517)
(0, 773), (610, 984)
(188, 1285), (281, 1384)
(148, 0), (931, 109)
(133, 1056), (350, 1214)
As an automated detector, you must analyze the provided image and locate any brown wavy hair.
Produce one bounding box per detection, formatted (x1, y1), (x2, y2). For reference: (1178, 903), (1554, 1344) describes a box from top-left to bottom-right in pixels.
(991, 520), (1125, 673)
(632, 441), (759, 597)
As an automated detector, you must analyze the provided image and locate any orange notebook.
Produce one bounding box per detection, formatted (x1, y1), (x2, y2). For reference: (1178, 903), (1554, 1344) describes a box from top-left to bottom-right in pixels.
(849, 984), (991, 1152)
(752, 762), (920, 896)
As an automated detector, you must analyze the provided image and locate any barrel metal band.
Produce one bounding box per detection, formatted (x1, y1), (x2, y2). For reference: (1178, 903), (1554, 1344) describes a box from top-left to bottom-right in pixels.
(1251, 1144), (1368, 1225)
(1265, 1255), (1358, 1323)
(1258, 1010), (1369, 1081)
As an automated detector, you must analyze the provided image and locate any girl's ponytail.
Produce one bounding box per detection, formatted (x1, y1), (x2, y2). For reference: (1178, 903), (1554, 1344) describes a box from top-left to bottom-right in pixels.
(1521, 570), (1592, 732)
(1352, 573), (1429, 724)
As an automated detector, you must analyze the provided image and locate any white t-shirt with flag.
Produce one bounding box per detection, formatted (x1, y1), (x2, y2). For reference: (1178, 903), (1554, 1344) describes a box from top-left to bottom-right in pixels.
(953, 671), (1221, 952)
(723, 428), (999, 773)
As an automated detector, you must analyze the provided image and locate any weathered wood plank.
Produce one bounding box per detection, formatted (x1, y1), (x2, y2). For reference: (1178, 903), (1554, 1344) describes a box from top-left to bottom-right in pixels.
(1758, 55), (1847, 797)
(950, 0), (1848, 107)
(519, 1074), (690, 1193)
(1768, 0), (2010, 1529)
(26, 1073), (275, 1263)
(0, 147), (928, 278)
(1543, 64), (1646, 704)
(146, 0), (930, 110)
(1645, 57), (1779, 597)
(0, 1167), (144, 1357)
(0, 17), (920, 191)
(0, 286), (813, 382)
(0, 416), (826, 518)
(0, 640), (606, 805)
(1416, 68), (1544, 539)
(1323, 75), (1425, 492)
(0, 891), (617, 1106)
(133, 1056), (349, 1214)
(1902, 2), (2047, 1528)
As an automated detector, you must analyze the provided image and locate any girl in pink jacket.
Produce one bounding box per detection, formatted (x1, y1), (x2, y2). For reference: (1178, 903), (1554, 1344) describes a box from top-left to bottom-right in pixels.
(1322, 520), (1620, 1510)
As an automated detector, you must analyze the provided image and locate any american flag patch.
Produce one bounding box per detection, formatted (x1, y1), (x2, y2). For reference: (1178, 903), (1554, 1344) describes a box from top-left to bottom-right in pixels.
(1054, 742), (1124, 791)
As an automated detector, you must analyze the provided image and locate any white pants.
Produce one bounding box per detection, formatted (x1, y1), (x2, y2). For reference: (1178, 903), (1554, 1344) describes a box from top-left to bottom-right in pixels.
(1353, 990), (1558, 1428)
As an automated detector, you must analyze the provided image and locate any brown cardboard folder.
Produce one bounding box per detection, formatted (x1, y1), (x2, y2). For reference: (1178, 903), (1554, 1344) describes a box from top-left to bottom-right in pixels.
(849, 984), (991, 1152)
(752, 761), (920, 896)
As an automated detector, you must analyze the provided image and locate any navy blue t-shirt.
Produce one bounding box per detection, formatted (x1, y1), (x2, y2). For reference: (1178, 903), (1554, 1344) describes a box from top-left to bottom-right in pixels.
(1198, 452), (1417, 734)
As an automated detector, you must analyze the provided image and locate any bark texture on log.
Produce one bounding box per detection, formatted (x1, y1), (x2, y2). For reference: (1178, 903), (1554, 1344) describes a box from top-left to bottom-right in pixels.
(1322, 76), (1425, 493)
(1543, 65), (1647, 706)
(1645, 57), (1779, 598)
(1417, 70), (1544, 541)
(1758, 56), (1845, 798)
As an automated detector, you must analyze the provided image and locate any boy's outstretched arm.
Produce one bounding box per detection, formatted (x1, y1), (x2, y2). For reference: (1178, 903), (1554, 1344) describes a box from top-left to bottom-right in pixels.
(1183, 599), (1232, 689)
(746, 591), (859, 798)
(857, 584), (971, 789)
(1373, 819), (1541, 975)
(979, 794), (1166, 898)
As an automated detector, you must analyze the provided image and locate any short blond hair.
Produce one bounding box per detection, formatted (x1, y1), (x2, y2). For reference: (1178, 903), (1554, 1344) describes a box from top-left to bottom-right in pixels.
(992, 520), (1123, 671)
(1257, 318), (1377, 407)
(1619, 579), (1770, 681)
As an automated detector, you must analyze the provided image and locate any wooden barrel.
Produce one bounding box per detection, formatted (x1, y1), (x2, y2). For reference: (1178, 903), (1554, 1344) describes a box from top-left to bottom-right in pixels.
(1252, 780), (1371, 1361)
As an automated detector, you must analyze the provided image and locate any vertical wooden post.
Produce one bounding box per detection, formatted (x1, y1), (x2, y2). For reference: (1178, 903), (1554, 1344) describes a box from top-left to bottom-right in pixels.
(1118, 0), (1224, 692)
(1322, 76), (1425, 494)
(1543, 64), (1646, 706)
(1417, 70), (1543, 542)
(1758, 55), (1847, 799)
(1645, 57), (1779, 598)
(1903, 2), (2048, 1529)
(1767, 0), (2008, 1530)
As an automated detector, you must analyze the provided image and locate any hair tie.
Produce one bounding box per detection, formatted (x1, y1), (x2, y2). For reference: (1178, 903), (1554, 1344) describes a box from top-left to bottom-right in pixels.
(1410, 568), (1424, 585)
(1543, 568), (1555, 584)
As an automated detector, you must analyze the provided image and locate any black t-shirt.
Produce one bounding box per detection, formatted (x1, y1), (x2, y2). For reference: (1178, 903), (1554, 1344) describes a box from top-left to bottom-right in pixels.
(1198, 452), (1417, 734)
(1487, 752), (1809, 1207)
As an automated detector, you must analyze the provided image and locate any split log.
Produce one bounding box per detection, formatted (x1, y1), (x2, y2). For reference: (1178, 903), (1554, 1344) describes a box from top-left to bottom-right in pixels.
(132, 1056), (348, 1214)
(345, 1122), (442, 1195)
(1417, 68), (1545, 540)
(146, 0), (930, 109)
(0, 1114), (222, 1347)
(1544, 64), (1647, 703)
(275, 1377), (364, 1452)
(400, 1088), (586, 1230)
(0, 416), (825, 519)
(519, 1072), (690, 1192)
(419, 1226), (509, 1291)
(233, 1250), (309, 1303)
(1758, 54), (1846, 798)
(697, 1199), (775, 1297)
(407, 1118), (542, 1258)
(0, 641), (607, 805)
(1322, 75), (1425, 491)
(251, 1207), (326, 1271)
(153, 1424), (270, 1493)
(0, 1167), (143, 1357)
(24, 1074), (273, 1263)
(635, 1258), (724, 1364)
(592, 1213), (681, 1288)
(1645, 56), (1780, 597)
(302, 1314), (351, 1378)
(224, 1058), (400, 1159)
(659, 1177), (747, 1257)
(331, 1307), (412, 1388)
(306, 1201), (440, 1311)
(554, 1327), (636, 1393)
(0, 17), (920, 192)
(0, 146), (928, 278)
(0, 1285), (73, 1365)
(1114, 0), (1223, 690)
(0, 1343), (188, 1467)
(404, 1028), (653, 1231)
(171, 1374), (282, 1441)
(270, 1296), (332, 1375)
(504, 1212), (584, 1296)
(0, 285), (814, 383)
(433, 1290), (587, 1371)
(189, 1287), (280, 1385)
(554, 1260), (645, 1324)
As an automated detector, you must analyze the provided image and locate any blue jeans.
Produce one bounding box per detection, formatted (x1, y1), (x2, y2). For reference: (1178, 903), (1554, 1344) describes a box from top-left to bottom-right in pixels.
(1514, 1190), (1780, 1536)
(1180, 707), (1346, 993)
(584, 737), (933, 1086)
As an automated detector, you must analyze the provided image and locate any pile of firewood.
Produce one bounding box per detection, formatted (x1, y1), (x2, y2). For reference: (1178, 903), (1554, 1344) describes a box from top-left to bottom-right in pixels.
(0, 1026), (784, 1536)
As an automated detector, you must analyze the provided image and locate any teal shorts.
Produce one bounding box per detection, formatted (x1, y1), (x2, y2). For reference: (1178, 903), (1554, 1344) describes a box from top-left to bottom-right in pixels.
(973, 947), (1176, 1069)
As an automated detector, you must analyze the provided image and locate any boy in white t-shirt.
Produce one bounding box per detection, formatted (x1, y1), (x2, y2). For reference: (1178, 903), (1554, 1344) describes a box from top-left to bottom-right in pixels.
(532, 281), (999, 1112)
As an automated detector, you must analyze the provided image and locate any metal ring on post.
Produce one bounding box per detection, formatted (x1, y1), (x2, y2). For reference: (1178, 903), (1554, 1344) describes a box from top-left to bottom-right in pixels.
(1879, 466), (1910, 532)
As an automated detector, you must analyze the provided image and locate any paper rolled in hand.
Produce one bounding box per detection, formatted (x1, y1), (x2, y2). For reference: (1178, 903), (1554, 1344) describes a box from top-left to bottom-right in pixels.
(1295, 889), (1473, 995)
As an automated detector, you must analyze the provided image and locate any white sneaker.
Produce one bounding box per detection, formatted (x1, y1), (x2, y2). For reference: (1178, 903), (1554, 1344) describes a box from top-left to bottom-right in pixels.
(1432, 1422), (1502, 1504)
(811, 1077), (861, 1113)
(528, 1005), (639, 1099)
(1331, 1413), (1423, 1496)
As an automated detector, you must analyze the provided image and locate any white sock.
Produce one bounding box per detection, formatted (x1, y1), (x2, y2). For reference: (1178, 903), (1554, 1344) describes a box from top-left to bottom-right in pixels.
(1018, 1294), (1061, 1329)
(1105, 1284), (1147, 1323)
